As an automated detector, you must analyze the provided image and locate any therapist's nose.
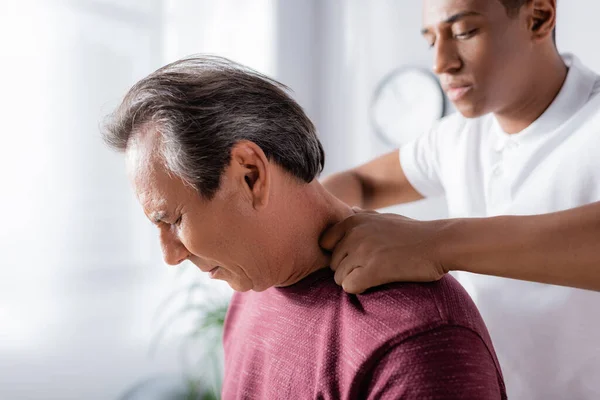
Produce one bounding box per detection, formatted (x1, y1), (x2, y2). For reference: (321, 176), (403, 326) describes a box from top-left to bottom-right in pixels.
(432, 37), (462, 75)
(159, 228), (190, 266)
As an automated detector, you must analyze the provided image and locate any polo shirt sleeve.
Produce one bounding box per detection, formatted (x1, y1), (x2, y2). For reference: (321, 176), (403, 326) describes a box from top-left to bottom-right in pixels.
(399, 120), (446, 198)
(364, 325), (506, 400)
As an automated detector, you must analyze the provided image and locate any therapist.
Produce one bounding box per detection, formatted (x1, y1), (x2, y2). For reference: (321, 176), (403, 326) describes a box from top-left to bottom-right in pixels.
(320, 0), (600, 399)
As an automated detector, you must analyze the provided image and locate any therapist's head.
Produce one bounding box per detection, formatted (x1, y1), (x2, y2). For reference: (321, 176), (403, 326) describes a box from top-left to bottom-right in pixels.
(422, 0), (558, 117)
(103, 56), (327, 292)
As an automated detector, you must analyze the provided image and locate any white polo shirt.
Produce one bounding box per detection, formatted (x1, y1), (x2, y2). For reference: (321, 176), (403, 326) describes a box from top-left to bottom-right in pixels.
(400, 54), (600, 400)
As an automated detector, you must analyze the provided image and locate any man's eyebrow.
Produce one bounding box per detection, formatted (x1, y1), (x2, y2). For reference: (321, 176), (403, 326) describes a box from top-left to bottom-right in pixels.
(150, 211), (167, 224)
(420, 11), (482, 35)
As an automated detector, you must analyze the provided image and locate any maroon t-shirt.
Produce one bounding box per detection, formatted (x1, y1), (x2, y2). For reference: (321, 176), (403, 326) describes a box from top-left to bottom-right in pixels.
(222, 269), (506, 399)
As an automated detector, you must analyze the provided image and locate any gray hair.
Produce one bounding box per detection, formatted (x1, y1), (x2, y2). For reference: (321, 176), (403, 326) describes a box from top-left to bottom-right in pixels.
(102, 55), (324, 199)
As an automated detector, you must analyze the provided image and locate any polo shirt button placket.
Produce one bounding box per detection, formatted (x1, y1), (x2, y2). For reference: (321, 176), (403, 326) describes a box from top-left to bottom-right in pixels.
(505, 139), (519, 151)
(492, 164), (504, 178)
(487, 147), (514, 214)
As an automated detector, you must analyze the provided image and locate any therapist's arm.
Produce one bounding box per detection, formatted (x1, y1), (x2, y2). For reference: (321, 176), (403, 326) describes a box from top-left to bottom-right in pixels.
(441, 201), (600, 292)
(321, 201), (600, 293)
(320, 150), (423, 209)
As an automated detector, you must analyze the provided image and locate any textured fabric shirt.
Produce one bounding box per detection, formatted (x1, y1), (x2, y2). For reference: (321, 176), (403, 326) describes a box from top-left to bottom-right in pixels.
(222, 269), (506, 399)
(399, 53), (600, 400)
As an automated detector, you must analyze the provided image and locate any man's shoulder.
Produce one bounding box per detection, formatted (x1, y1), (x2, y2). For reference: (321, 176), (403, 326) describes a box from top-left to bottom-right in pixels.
(225, 271), (491, 354)
(346, 275), (488, 345)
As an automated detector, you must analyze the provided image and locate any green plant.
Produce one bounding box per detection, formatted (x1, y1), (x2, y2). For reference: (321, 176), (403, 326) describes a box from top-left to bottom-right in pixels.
(151, 272), (231, 400)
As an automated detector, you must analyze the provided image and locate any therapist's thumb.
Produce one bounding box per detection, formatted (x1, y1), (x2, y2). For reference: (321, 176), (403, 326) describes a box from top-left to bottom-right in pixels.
(351, 206), (377, 214)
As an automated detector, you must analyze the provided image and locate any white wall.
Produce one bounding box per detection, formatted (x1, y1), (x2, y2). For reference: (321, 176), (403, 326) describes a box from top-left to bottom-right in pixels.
(309, 0), (448, 220)
(163, 0), (277, 74)
(557, 0), (600, 71)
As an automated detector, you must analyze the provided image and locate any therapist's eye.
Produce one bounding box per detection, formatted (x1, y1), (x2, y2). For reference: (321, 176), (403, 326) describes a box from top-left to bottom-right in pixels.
(174, 215), (183, 226)
(454, 28), (479, 40)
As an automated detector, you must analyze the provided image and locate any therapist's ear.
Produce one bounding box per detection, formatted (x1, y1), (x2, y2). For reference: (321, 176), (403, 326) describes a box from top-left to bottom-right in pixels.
(528, 0), (557, 42)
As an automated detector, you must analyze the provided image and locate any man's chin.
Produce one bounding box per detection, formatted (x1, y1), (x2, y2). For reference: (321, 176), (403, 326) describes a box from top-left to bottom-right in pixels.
(227, 280), (262, 293)
(230, 286), (251, 292)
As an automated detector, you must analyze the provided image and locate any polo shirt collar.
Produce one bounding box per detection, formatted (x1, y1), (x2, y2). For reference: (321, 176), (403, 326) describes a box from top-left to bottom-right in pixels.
(492, 53), (597, 147)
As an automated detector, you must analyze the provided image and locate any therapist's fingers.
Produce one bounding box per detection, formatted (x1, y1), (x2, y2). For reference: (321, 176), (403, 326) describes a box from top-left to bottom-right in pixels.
(329, 231), (354, 271)
(334, 255), (361, 287)
(320, 214), (357, 251)
(320, 209), (379, 251)
(341, 266), (375, 294)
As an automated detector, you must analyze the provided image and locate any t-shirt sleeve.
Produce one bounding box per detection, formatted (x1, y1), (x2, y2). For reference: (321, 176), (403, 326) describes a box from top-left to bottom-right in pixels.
(364, 325), (506, 400)
(399, 121), (446, 198)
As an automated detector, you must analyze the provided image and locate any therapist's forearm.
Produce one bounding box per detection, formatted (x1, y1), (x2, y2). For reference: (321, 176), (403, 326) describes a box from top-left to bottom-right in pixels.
(439, 202), (600, 292)
(321, 171), (366, 208)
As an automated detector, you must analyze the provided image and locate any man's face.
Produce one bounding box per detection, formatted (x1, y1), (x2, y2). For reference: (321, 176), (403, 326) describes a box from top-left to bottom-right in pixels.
(422, 0), (533, 117)
(125, 131), (279, 292)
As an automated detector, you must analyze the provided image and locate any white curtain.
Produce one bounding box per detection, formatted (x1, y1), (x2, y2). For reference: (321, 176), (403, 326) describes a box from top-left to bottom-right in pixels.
(1, 1), (184, 399)
(0, 0), (284, 398)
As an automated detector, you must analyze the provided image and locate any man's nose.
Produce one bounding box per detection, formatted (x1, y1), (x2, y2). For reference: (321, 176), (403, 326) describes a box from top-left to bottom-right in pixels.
(432, 38), (462, 75)
(160, 230), (190, 266)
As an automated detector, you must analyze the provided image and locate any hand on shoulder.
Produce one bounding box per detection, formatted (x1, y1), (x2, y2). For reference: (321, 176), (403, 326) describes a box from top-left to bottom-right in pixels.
(320, 208), (448, 293)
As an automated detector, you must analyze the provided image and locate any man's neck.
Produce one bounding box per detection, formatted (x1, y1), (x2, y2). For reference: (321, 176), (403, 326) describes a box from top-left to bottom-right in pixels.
(494, 50), (568, 134)
(276, 181), (353, 288)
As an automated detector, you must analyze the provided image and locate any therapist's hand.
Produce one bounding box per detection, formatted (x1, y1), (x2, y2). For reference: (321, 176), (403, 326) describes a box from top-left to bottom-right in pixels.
(320, 209), (448, 294)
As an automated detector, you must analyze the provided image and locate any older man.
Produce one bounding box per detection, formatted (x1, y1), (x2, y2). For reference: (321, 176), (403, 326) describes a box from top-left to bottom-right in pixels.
(103, 56), (506, 399)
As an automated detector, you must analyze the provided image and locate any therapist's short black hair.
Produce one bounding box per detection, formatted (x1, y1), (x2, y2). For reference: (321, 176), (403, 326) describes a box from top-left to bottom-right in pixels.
(498, 0), (530, 17)
(497, 0), (556, 44)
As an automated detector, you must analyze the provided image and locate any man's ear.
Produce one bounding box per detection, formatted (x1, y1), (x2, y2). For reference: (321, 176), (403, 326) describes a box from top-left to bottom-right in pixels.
(229, 140), (270, 210)
(527, 0), (557, 42)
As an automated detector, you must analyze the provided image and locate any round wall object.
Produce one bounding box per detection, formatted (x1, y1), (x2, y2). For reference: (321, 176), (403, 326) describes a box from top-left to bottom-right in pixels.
(370, 66), (445, 147)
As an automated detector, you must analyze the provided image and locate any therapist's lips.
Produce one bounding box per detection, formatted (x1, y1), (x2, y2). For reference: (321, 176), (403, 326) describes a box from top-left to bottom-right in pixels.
(444, 84), (473, 102)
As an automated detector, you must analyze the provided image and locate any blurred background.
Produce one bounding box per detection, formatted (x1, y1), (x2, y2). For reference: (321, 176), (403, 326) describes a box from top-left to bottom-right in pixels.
(0, 1), (598, 399)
